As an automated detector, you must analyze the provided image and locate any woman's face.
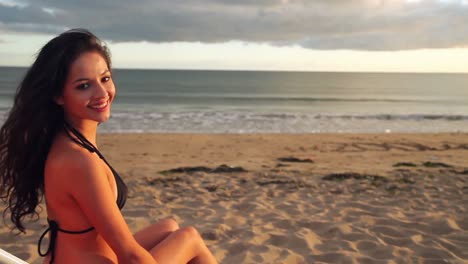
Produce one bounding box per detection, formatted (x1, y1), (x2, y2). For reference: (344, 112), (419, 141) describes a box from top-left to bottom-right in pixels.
(56, 51), (115, 125)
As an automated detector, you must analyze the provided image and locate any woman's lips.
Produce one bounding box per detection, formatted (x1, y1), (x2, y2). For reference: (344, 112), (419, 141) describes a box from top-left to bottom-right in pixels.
(88, 100), (109, 112)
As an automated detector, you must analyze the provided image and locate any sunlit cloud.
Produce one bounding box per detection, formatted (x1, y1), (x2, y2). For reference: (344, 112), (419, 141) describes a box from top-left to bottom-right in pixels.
(0, 0), (467, 50)
(0, 0), (467, 72)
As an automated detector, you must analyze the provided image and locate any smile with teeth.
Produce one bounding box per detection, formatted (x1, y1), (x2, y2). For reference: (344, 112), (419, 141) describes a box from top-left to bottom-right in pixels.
(89, 100), (109, 110)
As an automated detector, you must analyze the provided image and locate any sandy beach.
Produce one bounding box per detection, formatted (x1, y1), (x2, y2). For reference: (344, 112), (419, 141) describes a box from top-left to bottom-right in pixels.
(1, 133), (467, 263)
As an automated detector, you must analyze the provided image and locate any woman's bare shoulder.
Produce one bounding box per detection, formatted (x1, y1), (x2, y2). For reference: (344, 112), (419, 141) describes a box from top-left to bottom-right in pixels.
(45, 136), (101, 185)
(44, 136), (105, 216)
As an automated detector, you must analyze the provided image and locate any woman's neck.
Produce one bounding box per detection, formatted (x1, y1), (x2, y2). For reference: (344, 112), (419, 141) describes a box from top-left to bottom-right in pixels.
(64, 119), (99, 146)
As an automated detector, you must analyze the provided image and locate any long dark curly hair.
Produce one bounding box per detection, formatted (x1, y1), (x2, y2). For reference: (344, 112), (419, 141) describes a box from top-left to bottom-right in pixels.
(0, 29), (112, 233)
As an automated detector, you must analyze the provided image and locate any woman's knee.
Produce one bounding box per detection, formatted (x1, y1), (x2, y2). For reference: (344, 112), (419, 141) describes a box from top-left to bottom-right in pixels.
(179, 226), (203, 243)
(159, 218), (179, 232)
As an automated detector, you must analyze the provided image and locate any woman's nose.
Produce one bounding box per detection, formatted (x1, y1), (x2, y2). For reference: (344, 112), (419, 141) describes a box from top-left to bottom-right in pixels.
(95, 82), (108, 98)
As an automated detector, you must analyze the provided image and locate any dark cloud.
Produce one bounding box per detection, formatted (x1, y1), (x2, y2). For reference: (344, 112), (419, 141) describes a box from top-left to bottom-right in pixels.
(0, 0), (467, 50)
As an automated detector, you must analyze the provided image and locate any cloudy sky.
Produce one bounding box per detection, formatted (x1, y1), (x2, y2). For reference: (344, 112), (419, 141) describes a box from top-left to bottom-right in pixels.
(1, 0), (467, 72)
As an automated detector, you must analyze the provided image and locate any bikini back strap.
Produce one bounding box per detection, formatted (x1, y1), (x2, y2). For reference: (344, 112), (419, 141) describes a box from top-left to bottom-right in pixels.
(38, 219), (95, 263)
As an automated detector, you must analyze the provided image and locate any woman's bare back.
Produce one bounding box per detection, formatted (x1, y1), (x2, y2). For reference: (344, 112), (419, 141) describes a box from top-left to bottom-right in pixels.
(41, 132), (119, 263)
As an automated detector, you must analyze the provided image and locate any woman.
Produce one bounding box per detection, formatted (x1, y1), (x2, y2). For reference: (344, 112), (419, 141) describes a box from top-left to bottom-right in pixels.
(0, 29), (217, 264)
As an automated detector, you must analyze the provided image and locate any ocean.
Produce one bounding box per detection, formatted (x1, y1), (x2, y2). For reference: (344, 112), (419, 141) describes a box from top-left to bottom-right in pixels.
(1, 67), (467, 133)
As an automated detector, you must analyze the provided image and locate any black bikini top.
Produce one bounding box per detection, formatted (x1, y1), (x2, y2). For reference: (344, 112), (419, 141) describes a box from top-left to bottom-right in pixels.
(37, 123), (128, 263)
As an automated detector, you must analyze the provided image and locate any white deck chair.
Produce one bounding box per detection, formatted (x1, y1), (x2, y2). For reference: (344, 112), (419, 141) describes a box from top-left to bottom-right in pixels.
(0, 248), (29, 264)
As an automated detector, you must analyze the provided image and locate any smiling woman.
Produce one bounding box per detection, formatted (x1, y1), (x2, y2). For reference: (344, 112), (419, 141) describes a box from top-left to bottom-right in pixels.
(55, 51), (114, 124)
(0, 29), (217, 264)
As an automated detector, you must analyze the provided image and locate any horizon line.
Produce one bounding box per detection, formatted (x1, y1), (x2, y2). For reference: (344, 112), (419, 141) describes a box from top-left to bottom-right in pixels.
(0, 65), (467, 74)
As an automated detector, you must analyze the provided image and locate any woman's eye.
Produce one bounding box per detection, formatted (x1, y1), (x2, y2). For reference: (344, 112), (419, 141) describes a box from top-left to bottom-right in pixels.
(102, 76), (111, 82)
(77, 83), (90, 90)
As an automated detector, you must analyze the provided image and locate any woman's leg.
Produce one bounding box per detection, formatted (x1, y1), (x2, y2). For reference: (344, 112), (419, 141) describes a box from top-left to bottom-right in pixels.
(149, 226), (217, 264)
(133, 218), (180, 250)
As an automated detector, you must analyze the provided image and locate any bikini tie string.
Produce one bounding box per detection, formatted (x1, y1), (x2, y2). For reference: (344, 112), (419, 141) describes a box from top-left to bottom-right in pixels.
(37, 219), (58, 263)
(37, 219), (95, 263)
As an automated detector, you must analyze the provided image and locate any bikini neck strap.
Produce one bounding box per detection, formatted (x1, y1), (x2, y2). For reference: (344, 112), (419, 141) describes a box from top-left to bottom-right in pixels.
(63, 122), (104, 159)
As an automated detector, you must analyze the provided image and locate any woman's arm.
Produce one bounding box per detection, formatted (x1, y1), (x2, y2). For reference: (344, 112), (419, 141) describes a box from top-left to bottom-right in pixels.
(62, 151), (157, 264)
